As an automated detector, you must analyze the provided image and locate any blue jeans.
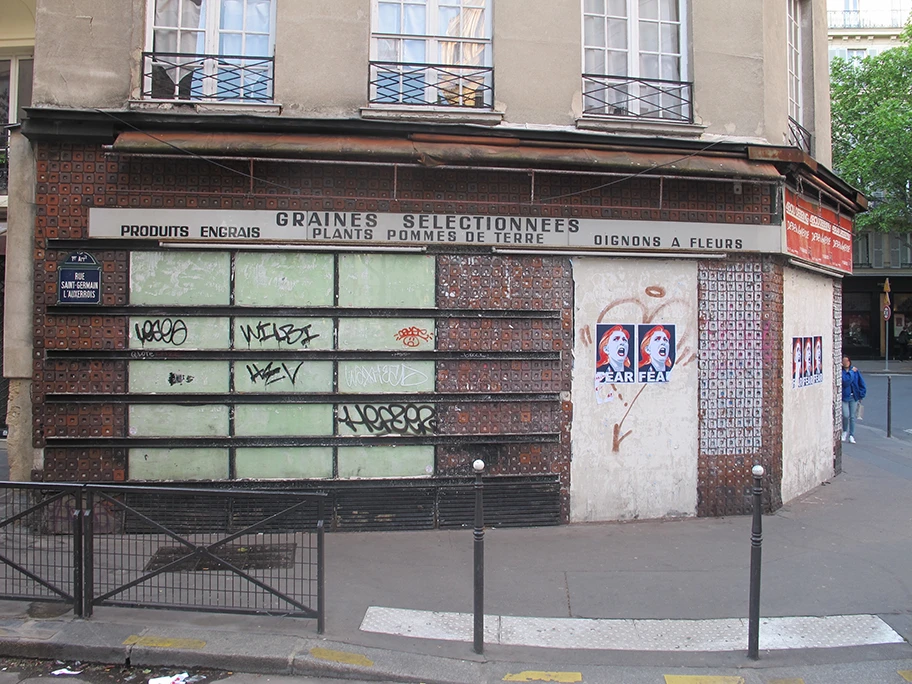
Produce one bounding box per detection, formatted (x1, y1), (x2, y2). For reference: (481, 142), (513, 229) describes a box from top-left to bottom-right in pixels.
(842, 399), (858, 437)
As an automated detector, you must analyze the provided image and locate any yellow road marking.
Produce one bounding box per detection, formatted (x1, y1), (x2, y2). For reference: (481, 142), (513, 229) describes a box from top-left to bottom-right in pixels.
(664, 677), (745, 684)
(309, 647), (374, 667)
(898, 671), (912, 682)
(768, 679), (805, 684)
(122, 635), (206, 650)
(503, 673), (582, 683)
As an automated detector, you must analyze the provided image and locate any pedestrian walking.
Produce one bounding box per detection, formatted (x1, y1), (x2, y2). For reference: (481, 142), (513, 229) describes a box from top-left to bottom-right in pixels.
(898, 324), (910, 361)
(841, 356), (866, 444)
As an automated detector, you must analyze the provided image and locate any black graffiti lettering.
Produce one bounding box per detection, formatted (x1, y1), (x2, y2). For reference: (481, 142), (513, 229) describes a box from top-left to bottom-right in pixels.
(245, 361), (305, 386)
(135, 318), (188, 346)
(238, 321), (320, 348)
(337, 403), (438, 436)
(167, 373), (194, 386)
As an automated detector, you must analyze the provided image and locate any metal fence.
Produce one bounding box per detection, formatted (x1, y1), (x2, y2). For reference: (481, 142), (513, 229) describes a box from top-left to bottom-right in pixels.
(0, 483), (325, 630)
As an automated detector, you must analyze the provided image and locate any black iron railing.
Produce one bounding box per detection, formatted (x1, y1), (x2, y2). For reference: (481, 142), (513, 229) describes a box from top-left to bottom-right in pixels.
(369, 61), (493, 108)
(827, 9), (907, 28)
(142, 52), (274, 102)
(788, 116), (812, 154)
(582, 74), (694, 123)
(0, 483), (326, 627)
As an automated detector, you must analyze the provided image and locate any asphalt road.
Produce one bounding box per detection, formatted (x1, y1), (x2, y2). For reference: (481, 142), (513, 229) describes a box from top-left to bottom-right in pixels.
(855, 371), (912, 442)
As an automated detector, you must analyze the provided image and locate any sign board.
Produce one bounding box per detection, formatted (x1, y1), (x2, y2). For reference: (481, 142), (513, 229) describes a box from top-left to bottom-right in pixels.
(87, 208), (782, 254)
(784, 189), (853, 274)
(58, 252), (102, 305)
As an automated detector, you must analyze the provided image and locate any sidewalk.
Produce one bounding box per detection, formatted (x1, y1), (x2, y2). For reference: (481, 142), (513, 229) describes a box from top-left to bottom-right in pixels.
(855, 358), (912, 375)
(0, 431), (911, 683)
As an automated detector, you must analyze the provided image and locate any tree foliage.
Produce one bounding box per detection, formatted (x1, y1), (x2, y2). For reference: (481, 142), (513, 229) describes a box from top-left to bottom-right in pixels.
(830, 25), (912, 232)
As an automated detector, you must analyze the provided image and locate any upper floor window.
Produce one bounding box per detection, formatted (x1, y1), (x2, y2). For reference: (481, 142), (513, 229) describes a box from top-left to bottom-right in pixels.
(582, 0), (690, 122)
(143, 0), (275, 102)
(1, 55), (34, 196)
(369, 0), (493, 108)
(891, 233), (912, 268)
(786, 0), (811, 152)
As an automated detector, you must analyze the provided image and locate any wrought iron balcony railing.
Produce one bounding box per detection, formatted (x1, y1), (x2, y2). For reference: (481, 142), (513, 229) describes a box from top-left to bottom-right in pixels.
(369, 61), (493, 108)
(788, 116), (812, 154)
(142, 52), (274, 103)
(827, 9), (908, 29)
(582, 74), (694, 123)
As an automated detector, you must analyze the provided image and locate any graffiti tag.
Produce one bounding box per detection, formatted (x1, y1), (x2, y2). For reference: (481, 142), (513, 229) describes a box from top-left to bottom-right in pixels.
(238, 321), (320, 348)
(338, 403), (438, 435)
(342, 363), (429, 389)
(134, 318), (188, 346)
(245, 361), (305, 387)
(394, 326), (434, 347)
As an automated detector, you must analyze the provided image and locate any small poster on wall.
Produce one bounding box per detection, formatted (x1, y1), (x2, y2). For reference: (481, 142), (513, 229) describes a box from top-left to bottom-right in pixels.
(595, 324), (636, 384)
(594, 323), (676, 394)
(637, 324), (676, 383)
(792, 335), (823, 388)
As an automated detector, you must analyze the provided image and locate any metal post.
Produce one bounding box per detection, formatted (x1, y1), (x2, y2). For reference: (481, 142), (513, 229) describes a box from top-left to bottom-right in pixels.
(83, 488), (95, 618)
(72, 488), (83, 618)
(748, 464), (764, 660)
(885, 318), (890, 372)
(887, 376), (893, 438)
(317, 497), (325, 635)
(472, 459), (485, 655)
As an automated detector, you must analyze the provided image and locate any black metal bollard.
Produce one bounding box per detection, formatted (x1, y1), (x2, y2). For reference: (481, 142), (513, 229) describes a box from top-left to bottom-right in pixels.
(748, 464), (764, 660)
(887, 376), (892, 438)
(473, 459), (485, 655)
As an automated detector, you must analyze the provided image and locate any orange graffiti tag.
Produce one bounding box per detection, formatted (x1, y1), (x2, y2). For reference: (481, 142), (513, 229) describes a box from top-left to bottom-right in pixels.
(395, 326), (434, 347)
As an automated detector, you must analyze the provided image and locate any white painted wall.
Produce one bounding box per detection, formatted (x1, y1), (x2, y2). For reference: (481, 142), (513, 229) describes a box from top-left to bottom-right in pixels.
(781, 266), (836, 504)
(570, 258), (699, 522)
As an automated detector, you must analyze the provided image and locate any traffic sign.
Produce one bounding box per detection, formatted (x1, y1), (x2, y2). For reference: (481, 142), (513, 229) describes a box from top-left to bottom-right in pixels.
(884, 305), (892, 320)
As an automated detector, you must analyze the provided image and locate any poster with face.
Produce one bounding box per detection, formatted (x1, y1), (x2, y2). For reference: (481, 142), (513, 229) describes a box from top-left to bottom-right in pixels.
(792, 337), (803, 388)
(637, 324), (675, 383)
(803, 337), (813, 380)
(813, 336), (823, 384)
(595, 324), (635, 385)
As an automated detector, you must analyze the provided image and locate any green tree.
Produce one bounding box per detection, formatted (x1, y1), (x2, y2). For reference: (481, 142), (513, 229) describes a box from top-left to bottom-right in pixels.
(830, 25), (912, 232)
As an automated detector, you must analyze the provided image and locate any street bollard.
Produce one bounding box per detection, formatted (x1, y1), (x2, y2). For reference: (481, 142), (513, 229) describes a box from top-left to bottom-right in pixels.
(887, 376), (892, 438)
(748, 464), (764, 660)
(473, 458), (485, 655)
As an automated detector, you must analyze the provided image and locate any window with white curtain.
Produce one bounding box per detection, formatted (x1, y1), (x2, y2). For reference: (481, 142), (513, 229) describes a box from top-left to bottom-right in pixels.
(582, 0), (687, 120)
(370, 0), (492, 107)
(146, 0), (275, 101)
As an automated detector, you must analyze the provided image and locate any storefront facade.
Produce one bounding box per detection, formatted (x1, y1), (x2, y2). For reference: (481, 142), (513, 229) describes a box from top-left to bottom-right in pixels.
(5, 115), (863, 527)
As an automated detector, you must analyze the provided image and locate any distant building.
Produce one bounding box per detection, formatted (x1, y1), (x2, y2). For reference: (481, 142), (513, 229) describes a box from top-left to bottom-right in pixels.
(6, 0), (864, 527)
(828, 0), (912, 358)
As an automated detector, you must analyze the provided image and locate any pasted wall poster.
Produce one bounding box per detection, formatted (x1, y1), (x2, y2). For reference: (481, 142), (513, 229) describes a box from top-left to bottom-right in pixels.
(594, 323), (676, 399)
(792, 335), (823, 388)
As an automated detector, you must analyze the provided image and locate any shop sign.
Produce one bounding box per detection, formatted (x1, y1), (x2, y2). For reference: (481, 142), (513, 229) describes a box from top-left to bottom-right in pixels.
(784, 189), (853, 274)
(58, 252), (101, 305)
(88, 208), (781, 254)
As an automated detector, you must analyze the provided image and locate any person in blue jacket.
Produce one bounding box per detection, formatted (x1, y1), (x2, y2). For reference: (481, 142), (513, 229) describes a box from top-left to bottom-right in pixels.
(841, 356), (866, 443)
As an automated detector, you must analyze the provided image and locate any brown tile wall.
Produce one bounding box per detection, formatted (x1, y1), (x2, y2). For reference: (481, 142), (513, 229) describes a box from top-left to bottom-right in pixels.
(696, 256), (784, 516)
